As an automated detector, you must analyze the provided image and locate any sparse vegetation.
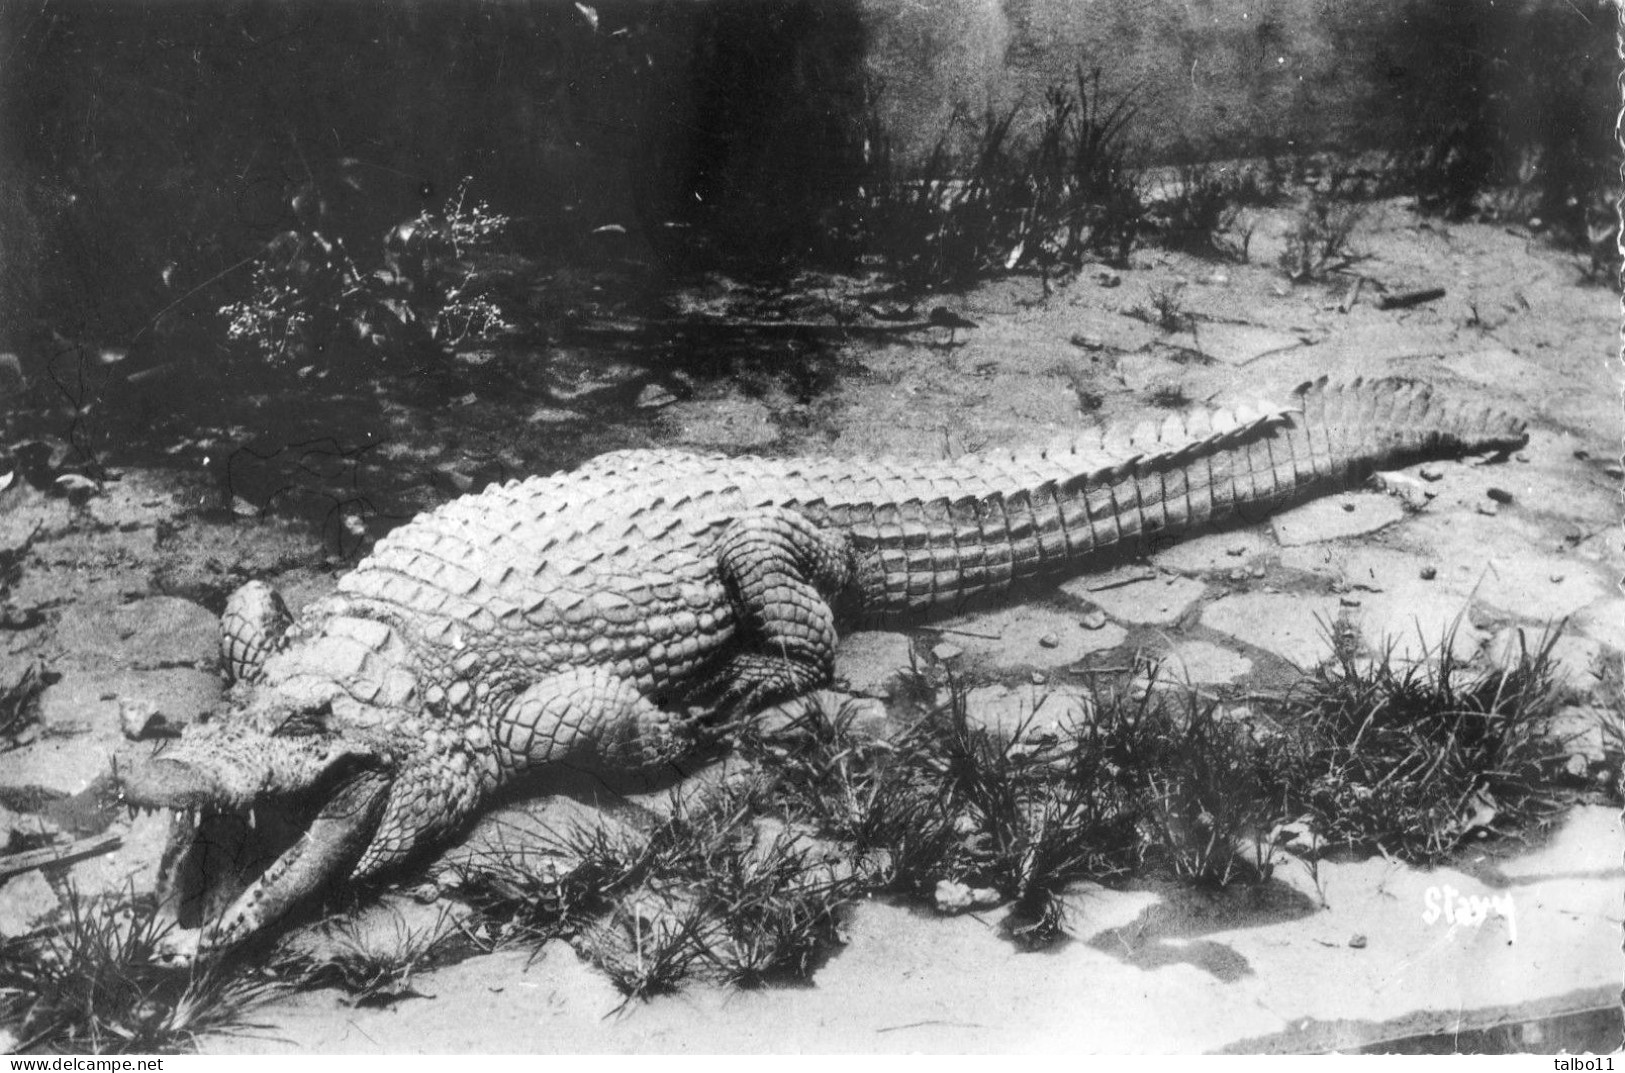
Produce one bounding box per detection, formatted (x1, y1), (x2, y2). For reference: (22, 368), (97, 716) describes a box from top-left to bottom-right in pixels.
(1278, 185), (1367, 284)
(0, 891), (277, 1054)
(455, 780), (861, 1001)
(1128, 284), (1191, 333)
(219, 174), (513, 377)
(271, 906), (460, 1007)
(1136, 685), (1272, 888)
(1148, 384), (1192, 409)
(0, 658), (42, 745)
(1153, 161), (1255, 261)
(858, 68), (1143, 288)
(1256, 623), (1566, 863)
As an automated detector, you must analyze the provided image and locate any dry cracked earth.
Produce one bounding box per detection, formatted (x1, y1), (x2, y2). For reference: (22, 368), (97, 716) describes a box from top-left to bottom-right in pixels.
(1, 196), (1621, 1052)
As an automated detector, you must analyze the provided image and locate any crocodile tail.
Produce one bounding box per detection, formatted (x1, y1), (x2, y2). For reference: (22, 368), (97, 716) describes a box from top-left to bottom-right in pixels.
(1287, 376), (1528, 473)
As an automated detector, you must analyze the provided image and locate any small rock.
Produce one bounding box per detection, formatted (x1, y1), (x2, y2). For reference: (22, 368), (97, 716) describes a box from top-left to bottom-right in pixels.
(1603, 464), (1625, 480)
(526, 405), (586, 425)
(635, 383), (679, 409)
(1370, 470), (1431, 509)
(1029, 671), (1046, 686)
(1096, 273), (1121, 288)
(934, 880), (975, 913)
(1420, 565), (1438, 580)
(1080, 608), (1109, 631)
(1227, 568), (1247, 582)
(117, 695), (164, 738)
(433, 465), (477, 495)
(1514, 452), (1529, 463)
(1565, 754), (1589, 779)
(1249, 566), (1266, 579)
(1486, 487), (1513, 505)
(1226, 545), (1247, 557)
(1340, 501), (1356, 513)
(1348, 934), (1368, 950)
(0, 871), (59, 937)
(1549, 574), (1564, 584)
(931, 642), (964, 663)
(1069, 334), (1105, 351)
(1476, 501), (1499, 516)
(1038, 633), (1060, 649)
(1419, 464), (1444, 481)
(1339, 595), (1361, 608)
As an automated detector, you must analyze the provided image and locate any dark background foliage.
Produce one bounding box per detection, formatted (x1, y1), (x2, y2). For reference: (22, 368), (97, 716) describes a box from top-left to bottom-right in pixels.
(0, 0), (1612, 363)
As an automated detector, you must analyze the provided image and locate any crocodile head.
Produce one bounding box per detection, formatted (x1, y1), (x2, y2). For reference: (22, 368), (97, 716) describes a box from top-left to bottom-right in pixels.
(118, 686), (397, 964)
(116, 609), (445, 964)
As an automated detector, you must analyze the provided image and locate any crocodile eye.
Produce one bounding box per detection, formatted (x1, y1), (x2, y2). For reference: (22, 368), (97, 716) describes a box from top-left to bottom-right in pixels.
(271, 702), (332, 738)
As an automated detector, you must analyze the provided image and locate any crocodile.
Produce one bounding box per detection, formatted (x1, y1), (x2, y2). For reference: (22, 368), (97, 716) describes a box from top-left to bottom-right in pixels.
(116, 376), (1527, 961)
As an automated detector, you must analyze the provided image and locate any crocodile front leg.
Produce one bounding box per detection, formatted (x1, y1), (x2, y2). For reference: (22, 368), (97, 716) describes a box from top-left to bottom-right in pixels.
(494, 666), (702, 779)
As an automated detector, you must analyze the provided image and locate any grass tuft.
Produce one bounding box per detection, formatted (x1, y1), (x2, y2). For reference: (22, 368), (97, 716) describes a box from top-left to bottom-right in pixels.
(272, 905), (459, 1007)
(1258, 621), (1566, 863)
(859, 67), (1143, 288)
(1278, 183), (1367, 284)
(1154, 161), (1254, 261)
(0, 890), (276, 1054)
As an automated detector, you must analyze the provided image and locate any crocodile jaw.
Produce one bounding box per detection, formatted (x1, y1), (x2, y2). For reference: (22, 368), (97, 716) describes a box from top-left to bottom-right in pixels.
(120, 735), (391, 964)
(148, 770), (390, 964)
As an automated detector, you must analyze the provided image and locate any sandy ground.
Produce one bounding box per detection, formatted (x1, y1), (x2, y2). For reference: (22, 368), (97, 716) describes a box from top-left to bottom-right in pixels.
(1, 197), (1620, 1053)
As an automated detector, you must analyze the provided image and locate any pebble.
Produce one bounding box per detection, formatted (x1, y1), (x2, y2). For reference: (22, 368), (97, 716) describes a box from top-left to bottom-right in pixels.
(1549, 574), (1564, 584)
(1249, 566), (1266, 579)
(1038, 633), (1060, 649)
(1348, 934), (1368, 950)
(1565, 754), (1590, 779)
(1080, 608), (1109, 630)
(1339, 595), (1362, 608)
(1419, 464), (1444, 482)
(1227, 568), (1247, 582)
(1515, 452), (1529, 463)
(1604, 464), (1624, 480)
(931, 642), (964, 662)
(1419, 565), (1438, 580)
(1340, 501), (1356, 513)
(934, 880), (1002, 913)
(635, 383), (679, 409)
(1476, 501), (1499, 516)
(1226, 545), (1246, 557)
(1486, 487), (1513, 504)
(1070, 334), (1105, 351)
(1030, 671), (1047, 686)
(118, 698), (163, 741)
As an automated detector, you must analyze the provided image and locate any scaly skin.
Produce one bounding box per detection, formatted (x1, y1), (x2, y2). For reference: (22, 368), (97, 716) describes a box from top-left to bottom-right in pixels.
(116, 377), (1528, 959)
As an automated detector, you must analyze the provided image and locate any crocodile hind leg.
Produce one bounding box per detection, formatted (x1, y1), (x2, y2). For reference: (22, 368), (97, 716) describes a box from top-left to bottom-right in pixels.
(219, 580), (293, 684)
(695, 506), (854, 719)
